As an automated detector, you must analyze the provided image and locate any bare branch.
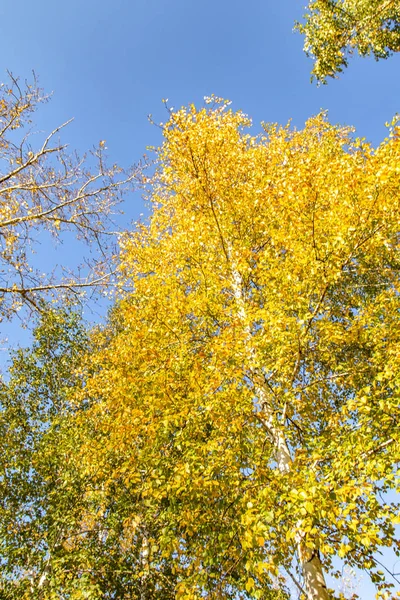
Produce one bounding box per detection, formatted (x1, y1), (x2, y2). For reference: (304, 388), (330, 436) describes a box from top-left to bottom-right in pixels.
(0, 73), (140, 322)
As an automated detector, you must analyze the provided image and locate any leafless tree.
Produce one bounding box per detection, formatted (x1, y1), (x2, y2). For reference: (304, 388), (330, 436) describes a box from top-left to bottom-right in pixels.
(0, 72), (139, 321)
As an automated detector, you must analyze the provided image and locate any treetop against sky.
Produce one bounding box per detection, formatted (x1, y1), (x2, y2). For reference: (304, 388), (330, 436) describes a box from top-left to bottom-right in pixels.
(0, 1), (399, 598)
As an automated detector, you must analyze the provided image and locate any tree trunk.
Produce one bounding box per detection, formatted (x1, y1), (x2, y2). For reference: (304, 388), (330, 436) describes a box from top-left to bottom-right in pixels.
(301, 550), (331, 600)
(231, 259), (331, 599)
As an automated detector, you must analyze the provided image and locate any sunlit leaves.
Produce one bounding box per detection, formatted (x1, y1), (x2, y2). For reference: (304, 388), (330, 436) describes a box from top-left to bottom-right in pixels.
(71, 101), (399, 597)
(0, 308), (91, 598)
(296, 0), (400, 82)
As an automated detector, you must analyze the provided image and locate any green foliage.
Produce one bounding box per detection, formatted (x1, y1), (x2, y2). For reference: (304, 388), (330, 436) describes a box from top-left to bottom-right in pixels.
(0, 308), (90, 598)
(297, 0), (400, 82)
(0, 307), (186, 599)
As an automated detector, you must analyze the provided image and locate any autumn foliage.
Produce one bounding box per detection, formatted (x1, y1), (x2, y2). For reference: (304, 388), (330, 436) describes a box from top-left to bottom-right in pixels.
(63, 101), (400, 598)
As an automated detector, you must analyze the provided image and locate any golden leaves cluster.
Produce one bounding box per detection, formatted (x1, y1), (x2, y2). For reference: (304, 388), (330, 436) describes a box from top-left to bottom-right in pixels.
(76, 101), (400, 597)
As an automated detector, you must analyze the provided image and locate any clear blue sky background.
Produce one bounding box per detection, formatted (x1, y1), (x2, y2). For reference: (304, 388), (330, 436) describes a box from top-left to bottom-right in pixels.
(0, 1), (399, 597)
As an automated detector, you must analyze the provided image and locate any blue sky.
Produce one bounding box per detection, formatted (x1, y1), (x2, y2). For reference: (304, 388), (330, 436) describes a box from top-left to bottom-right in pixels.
(1, 0), (399, 597)
(2, 0), (400, 164)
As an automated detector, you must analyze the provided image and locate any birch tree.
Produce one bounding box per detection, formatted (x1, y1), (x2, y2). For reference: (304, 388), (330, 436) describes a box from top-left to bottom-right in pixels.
(76, 100), (400, 599)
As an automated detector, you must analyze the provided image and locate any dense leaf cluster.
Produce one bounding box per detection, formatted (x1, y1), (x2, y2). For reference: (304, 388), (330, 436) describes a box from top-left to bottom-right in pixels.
(297, 0), (400, 82)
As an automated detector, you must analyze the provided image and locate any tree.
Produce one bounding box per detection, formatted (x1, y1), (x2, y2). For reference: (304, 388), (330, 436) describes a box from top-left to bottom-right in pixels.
(0, 307), (185, 599)
(77, 99), (400, 599)
(296, 0), (400, 83)
(0, 307), (91, 598)
(0, 72), (138, 321)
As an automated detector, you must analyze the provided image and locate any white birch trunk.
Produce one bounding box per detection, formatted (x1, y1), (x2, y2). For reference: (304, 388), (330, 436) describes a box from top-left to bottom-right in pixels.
(230, 257), (330, 600)
(301, 551), (331, 600)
